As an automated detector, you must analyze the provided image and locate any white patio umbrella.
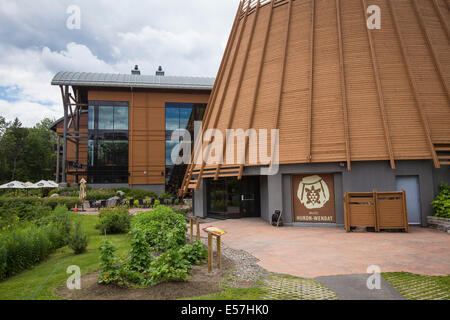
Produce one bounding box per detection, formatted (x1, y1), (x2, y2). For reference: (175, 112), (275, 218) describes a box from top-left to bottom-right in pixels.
(33, 180), (58, 188)
(0, 181), (27, 189)
(46, 181), (59, 188)
(0, 181), (27, 196)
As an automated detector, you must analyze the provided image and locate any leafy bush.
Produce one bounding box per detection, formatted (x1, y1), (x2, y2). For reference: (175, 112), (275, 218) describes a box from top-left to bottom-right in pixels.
(69, 222), (89, 254)
(126, 189), (157, 200)
(97, 206), (209, 288)
(98, 240), (122, 285)
(133, 206), (187, 250)
(128, 228), (153, 273)
(0, 206), (74, 280)
(96, 207), (131, 235)
(432, 183), (450, 218)
(179, 241), (208, 265)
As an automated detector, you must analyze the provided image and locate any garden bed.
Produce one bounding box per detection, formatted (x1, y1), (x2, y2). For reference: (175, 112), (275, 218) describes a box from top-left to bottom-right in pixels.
(57, 253), (234, 300)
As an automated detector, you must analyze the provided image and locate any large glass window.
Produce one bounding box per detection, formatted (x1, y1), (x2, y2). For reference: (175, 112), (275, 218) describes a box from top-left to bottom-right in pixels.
(88, 101), (129, 184)
(165, 103), (206, 193)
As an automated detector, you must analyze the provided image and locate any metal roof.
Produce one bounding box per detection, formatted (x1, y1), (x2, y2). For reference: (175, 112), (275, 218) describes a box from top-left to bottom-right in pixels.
(51, 71), (215, 90)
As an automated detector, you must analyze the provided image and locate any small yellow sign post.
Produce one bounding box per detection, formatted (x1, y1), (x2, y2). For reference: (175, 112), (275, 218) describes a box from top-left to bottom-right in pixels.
(202, 226), (227, 273)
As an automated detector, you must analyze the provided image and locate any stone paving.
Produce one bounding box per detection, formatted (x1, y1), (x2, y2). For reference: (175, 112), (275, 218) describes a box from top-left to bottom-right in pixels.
(261, 274), (338, 300)
(208, 218), (450, 277)
(383, 273), (450, 300)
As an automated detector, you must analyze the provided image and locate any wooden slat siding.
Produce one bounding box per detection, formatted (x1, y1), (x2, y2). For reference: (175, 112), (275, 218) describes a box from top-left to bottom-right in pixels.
(373, 0), (432, 161)
(412, 0), (450, 102)
(396, 0), (450, 144)
(269, 0), (293, 171)
(182, 1), (243, 193)
(306, 0), (316, 163)
(432, 0), (450, 39)
(214, 0), (262, 180)
(336, 0), (352, 170)
(311, 0), (346, 163)
(238, 0), (276, 179)
(388, 0), (440, 168)
(195, 3), (251, 190)
(361, 0), (396, 169)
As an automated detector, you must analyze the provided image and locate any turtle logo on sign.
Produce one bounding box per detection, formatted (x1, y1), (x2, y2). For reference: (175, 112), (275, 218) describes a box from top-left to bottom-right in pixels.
(297, 175), (330, 209)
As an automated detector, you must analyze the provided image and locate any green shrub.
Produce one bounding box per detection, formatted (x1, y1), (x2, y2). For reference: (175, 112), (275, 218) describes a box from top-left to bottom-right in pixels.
(153, 199), (160, 206)
(98, 240), (122, 285)
(432, 183), (450, 218)
(179, 241), (208, 265)
(128, 228), (153, 273)
(69, 222), (89, 254)
(96, 207), (131, 235)
(126, 189), (157, 200)
(133, 206), (187, 250)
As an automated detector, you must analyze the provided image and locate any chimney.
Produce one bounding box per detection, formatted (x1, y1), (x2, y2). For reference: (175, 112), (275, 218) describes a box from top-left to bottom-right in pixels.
(156, 66), (165, 76)
(131, 65), (141, 75)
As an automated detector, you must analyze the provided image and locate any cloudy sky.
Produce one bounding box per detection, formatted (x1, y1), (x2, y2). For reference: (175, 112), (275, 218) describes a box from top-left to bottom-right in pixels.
(0, 0), (238, 127)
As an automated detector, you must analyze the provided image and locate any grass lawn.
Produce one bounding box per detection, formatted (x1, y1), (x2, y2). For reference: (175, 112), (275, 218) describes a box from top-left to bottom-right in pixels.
(383, 272), (450, 300)
(0, 213), (130, 300)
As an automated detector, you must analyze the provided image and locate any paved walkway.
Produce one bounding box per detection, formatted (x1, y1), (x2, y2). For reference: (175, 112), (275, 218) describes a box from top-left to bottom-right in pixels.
(206, 218), (450, 278)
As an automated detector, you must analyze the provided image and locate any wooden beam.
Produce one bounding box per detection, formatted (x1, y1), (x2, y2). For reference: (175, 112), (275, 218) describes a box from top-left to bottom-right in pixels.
(238, 0), (276, 179)
(412, 0), (450, 102)
(306, 0), (316, 163)
(388, 0), (440, 168)
(214, 0), (262, 180)
(361, 0), (396, 169)
(195, 3), (251, 190)
(432, 0), (450, 39)
(182, 1), (243, 193)
(336, 0), (352, 171)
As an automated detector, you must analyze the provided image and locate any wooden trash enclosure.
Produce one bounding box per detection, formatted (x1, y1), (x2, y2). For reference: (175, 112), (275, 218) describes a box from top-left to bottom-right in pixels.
(344, 190), (409, 232)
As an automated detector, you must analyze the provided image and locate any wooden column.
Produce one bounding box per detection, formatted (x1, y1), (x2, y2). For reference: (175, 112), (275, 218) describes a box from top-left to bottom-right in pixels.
(214, 0), (262, 180)
(190, 217), (194, 243)
(196, 3), (251, 189)
(361, 0), (396, 169)
(306, 0), (316, 162)
(388, 0), (440, 168)
(336, 0), (352, 170)
(196, 218), (200, 241)
(412, 0), (450, 101)
(55, 137), (60, 183)
(238, 0), (276, 179)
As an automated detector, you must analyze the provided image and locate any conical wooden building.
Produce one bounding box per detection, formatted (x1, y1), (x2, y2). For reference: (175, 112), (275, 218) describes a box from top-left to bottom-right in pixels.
(183, 0), (450, 225)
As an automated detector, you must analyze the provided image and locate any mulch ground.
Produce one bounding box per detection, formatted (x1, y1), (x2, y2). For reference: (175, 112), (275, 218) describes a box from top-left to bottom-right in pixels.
(57, 255), (234, 300)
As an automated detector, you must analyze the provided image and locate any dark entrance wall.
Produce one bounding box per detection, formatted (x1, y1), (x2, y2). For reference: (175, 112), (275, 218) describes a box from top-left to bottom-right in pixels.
(249, 160), (448, 227)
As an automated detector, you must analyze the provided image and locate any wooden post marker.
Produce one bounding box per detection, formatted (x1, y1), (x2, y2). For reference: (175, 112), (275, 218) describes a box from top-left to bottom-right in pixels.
(202, 226), (227, 273)
(196, 218), (200, 241)
(207, 233), (213, 273)
(189, 217), (194, 243)
(216, 236), (221, 269)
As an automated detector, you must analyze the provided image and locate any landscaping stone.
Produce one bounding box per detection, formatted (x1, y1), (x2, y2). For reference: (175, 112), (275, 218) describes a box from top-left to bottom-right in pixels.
(50, 194), (59, 198)
(116, 191), (125, 197)
(427, 216), (450, 233)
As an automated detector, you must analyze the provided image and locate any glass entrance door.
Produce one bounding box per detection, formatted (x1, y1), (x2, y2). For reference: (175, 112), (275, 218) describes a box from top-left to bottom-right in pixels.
(206, 176), (260, 219)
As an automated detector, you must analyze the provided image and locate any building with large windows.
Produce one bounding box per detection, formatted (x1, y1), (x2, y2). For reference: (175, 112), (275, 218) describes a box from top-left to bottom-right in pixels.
(51, 66), (213, 193)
